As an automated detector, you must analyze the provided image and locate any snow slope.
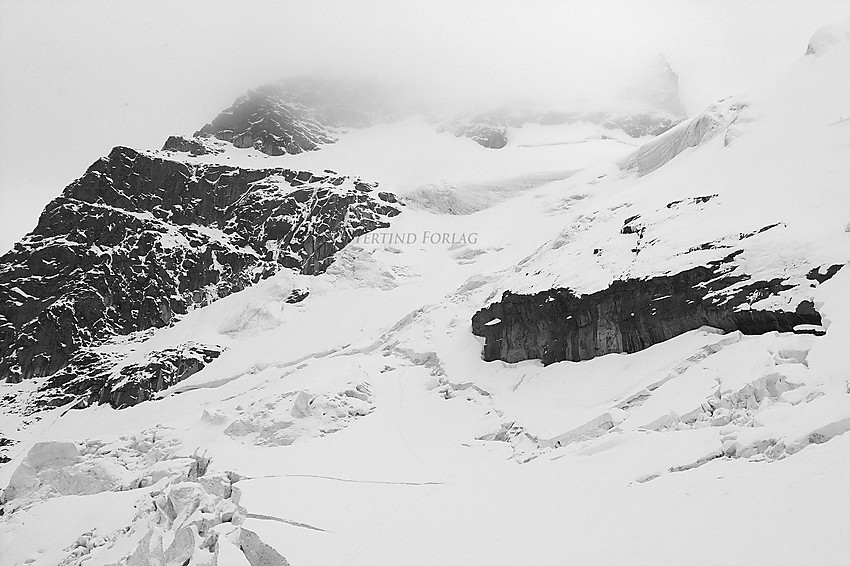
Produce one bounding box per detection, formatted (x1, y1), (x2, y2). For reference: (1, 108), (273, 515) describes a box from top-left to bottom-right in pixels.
(2, 19), (850, 566)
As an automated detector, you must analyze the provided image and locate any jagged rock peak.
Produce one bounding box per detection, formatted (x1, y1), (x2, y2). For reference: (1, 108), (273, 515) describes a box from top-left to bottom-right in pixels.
(194, 84), (339, 156)
(181, 77), (400, 156)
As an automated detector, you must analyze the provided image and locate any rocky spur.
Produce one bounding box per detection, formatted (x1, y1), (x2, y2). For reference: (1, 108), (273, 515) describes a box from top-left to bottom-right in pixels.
(352, 231), (479, 245)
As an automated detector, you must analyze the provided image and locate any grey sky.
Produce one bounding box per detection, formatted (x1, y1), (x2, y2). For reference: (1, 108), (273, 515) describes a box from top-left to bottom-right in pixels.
(1, 0), (847, 253)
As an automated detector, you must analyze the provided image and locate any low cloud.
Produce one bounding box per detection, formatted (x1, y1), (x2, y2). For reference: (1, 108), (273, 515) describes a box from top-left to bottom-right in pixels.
(0, 0), (848, 252)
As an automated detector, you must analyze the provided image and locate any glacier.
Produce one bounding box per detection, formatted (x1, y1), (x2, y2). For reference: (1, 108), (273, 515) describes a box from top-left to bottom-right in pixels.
(1, 18), (850, 566)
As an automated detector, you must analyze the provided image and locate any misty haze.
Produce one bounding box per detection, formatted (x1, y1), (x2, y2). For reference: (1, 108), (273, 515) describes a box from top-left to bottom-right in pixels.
(1, 1), (850, 565)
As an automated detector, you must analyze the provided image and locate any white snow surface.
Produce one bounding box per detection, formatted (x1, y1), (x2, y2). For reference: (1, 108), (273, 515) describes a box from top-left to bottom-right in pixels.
(2, 26), (850, 566)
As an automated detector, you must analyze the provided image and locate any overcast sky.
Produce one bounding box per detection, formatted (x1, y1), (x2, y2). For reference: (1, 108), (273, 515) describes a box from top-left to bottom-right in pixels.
(1, 0), (848, 253)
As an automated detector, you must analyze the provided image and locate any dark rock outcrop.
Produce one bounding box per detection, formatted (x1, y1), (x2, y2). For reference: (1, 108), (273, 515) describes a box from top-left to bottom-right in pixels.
(438, 108), (539, 149)
(472, 257), (832, 365)
(161, 135), (221, 156)
(171, 78), (397, 157)
(0, 146), (399, 383)
(195, 85), (338, 156)
(445, 123), (508, 149)
(35, 342), (224, 409)
(0, 437), (13, 464)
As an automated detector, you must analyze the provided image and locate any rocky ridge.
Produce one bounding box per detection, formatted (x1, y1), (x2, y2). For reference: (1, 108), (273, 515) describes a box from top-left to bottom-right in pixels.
(167, 78), (398, 157)
(0, 146), (399, 390)
(37, 342), (226, 410)
(190, 84), (338, 156)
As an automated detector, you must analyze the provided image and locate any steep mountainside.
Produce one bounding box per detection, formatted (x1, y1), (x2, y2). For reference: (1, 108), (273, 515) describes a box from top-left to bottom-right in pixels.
(0, 146), (399, 386)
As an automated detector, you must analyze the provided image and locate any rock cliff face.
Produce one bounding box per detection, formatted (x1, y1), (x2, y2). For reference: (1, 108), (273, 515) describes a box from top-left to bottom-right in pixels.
(0, 147), (399, 383)
(472, 257), (837, 365)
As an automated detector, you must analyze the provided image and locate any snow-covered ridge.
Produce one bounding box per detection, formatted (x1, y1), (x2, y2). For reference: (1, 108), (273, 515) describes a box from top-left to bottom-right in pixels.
(619, 97), (749, 176)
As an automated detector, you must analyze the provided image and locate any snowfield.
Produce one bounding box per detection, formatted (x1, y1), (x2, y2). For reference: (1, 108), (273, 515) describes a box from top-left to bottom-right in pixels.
(2, 18), (850, 566)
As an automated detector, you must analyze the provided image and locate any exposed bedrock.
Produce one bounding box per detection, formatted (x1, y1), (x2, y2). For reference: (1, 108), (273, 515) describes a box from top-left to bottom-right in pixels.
(195, 84), (338, 156)
(444, 123), (508, 149)
(161, 134), (221, 156)
(32, 342), (225, 410)
(472, 260), (835, 365)
(0, 146), (399, 382)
